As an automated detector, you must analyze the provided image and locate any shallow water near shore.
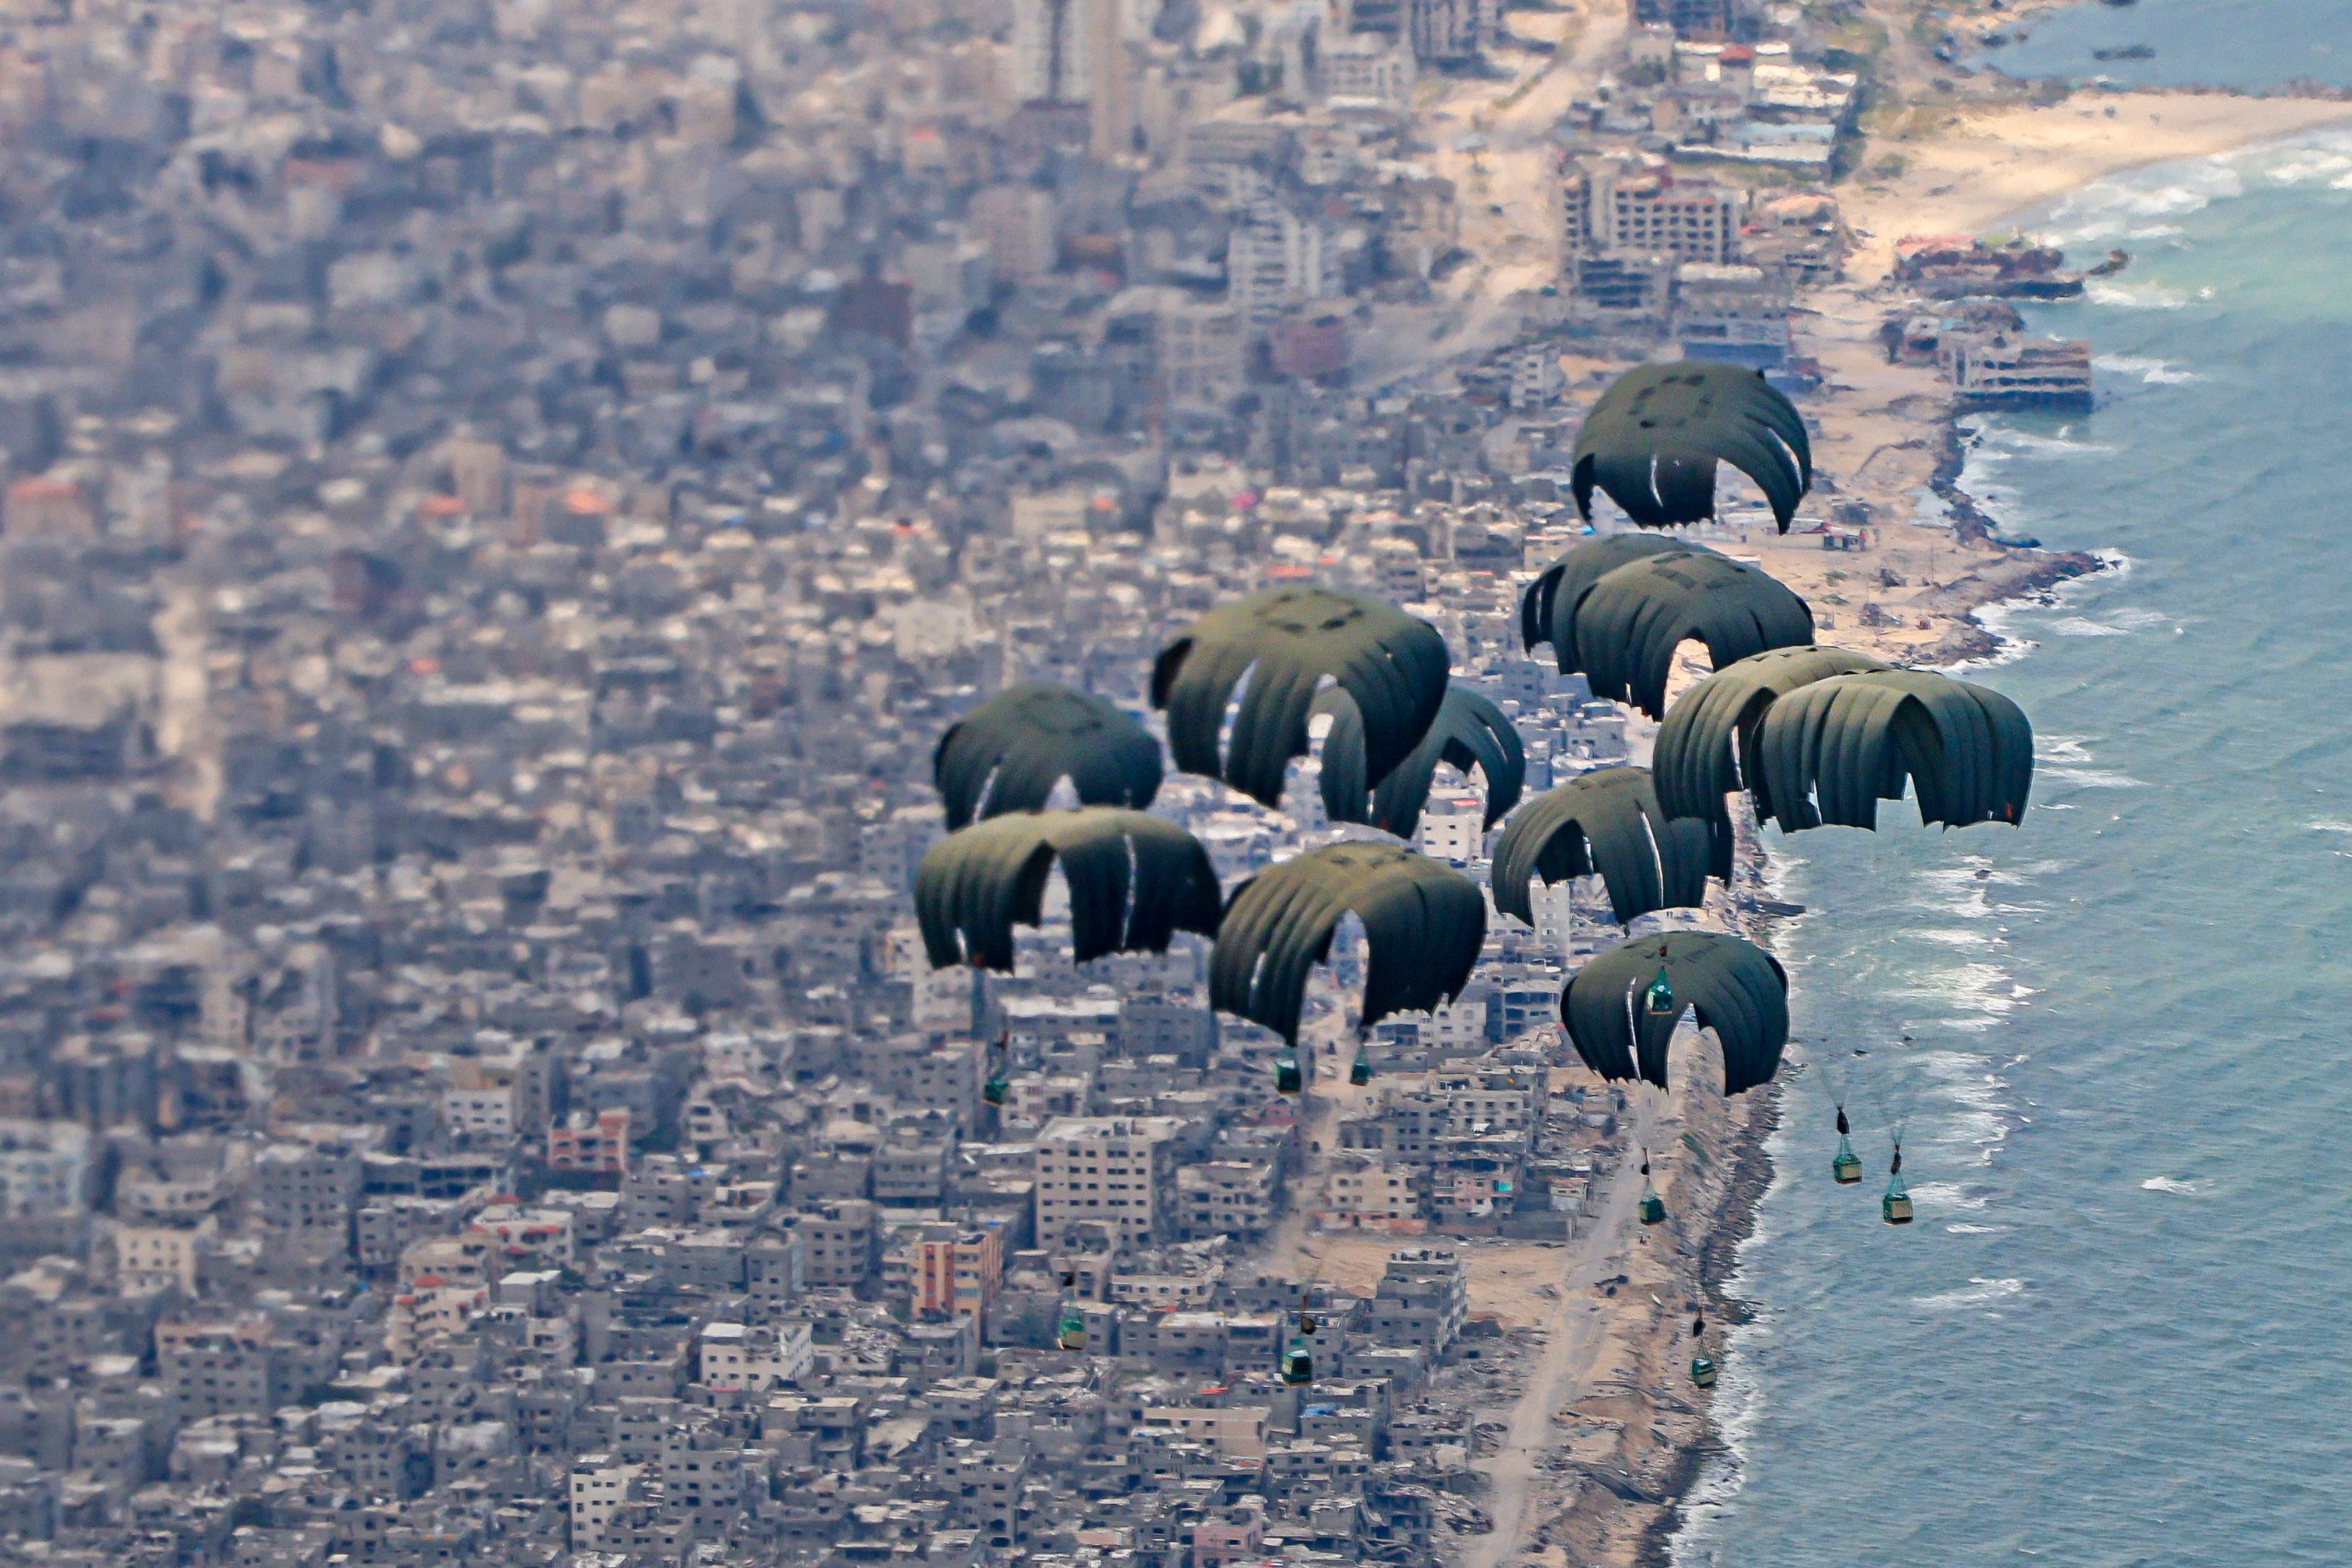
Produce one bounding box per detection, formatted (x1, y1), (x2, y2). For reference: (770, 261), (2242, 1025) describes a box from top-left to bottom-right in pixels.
(1995, 0), (2352, 89)
(1670, 125), (2352, 1565)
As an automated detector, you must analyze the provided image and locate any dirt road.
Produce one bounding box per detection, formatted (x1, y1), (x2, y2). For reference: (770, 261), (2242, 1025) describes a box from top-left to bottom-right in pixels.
(1458, 1157), (1643, 1568)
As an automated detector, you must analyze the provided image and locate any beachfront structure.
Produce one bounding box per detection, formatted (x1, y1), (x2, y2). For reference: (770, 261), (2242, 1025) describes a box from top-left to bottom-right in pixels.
(1943, 329), (2095, 410)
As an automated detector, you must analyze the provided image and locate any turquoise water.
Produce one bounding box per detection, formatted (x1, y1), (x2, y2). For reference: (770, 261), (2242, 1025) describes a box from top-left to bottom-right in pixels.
(1670, 125), (2352, 1566)
(1995, 0), (2352, 89)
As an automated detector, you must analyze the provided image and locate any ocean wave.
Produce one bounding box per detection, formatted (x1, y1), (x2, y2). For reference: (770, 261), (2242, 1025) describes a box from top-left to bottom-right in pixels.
(1945, 1223), (2006, 1234)
(1954, 550), (2135, 672)
(1912, 1275), (2025, 1310)
(2038, 167), (2243, 246)
(2141, 1176), (2207, 1195)
(1970, 425), (2115, 459)
(2087, 279), (2190, 310)
(2308, 820), (2352, 834)
(2047, 615), (2131, 638)
(2093, 353), (2202, 385)
(2263, 148), (2352, 186)
(2041, 766), (2148, 788)
(1888, 961), (2021, 1017)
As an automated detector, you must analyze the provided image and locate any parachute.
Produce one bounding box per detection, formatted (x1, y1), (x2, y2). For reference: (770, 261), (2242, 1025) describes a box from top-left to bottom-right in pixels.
(1489, 766), (1727, 928)
(1152, 586), (1450, 808)
(1316, 683), (1525, 838)
(1748, 668), (2034, 832)
(1520, 534), (1691, 667)
(1651, 646), (1895, 824)
(1560, 930), (1789, 1096)
(933, 682), (1163, 829)
(1211, 840), (1485, 1046)
(1572, 551), (1816, 720)
(1572, 362), (1813, 531)
(914, 808), (1223, 972)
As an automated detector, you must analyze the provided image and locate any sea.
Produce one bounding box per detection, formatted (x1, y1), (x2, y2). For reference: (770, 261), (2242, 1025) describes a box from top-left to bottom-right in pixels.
(1995, 0), (2352, 91)
(1670, 25), (2352, 1568)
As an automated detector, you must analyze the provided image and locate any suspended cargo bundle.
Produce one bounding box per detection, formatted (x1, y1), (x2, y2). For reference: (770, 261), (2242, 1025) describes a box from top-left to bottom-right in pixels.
(1560, 931), (1791, 1097)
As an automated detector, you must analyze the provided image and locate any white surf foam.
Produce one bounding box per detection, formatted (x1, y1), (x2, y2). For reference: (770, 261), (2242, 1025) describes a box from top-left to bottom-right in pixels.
(1913, 1276), (2025, 1311)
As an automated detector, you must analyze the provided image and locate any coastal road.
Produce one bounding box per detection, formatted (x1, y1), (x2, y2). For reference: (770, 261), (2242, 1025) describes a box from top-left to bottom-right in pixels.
(1459, 1158), (1644, 1568)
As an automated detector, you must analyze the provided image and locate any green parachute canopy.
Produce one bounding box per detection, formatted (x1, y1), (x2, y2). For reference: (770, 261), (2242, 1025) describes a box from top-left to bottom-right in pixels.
(1567, 550), (1815, 720)
(1153, 587), (1450, 809)
(1316, 683), (1525, 838)
(1520, 534), (1691, 666)
(933, 682), (1164, 829)
(1572, 362), (1813, 531)
(1212, 840), (1485, 1045)
(1750, 667), (2034, 832)
(1561, 930), (1789, 1095)
(1490, 766), (1727, 928)
(1652, 646), (1893, 824)
(915, 808), (1223, 973)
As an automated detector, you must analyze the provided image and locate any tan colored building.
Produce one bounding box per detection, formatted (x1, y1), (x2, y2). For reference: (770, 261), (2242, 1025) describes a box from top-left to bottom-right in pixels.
(1034, 1116), (1182, 1248)
(115, 1225), (201, 1295)
(1138, 1404), (1269, 1459)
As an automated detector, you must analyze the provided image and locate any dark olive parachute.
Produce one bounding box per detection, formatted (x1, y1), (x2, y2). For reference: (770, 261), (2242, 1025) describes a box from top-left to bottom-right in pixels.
(1520, 534), (1691, 668)
(1316, 684), (1525, 838)
(1560, 930), (1789, 1095)
(1153, 587), (1451, 809)
(1572, 362), (1813, 531)
(1212, 840), (1485, 1045)
(1749, 668), (2034, 832)
(915, 808), (1223, 972)
(1652, 646), (1893, 824)
(933, 682), (1164, 829)
(1568, 550), (1815, 720)
(1490, 766), (1728, 928)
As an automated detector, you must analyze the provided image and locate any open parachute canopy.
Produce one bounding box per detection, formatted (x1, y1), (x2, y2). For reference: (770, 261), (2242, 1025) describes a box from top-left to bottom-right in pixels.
(1651, 646), (1894, 823)
(1519, 534), (1690, 666)
(1527, 545), (1815, 721)
(1211, 840), (1485, 1046)
(933, 682), (1164, 829)
(1490, 766), (1728, 928)
(1572, 362), (1813, 531)
(1561, 930), (1789, 1096)
(1153, 586), (1450, 809)
(915, 808), (1223, 973)
(1316, 682), (1526, 838)
(1748, 667), (2035, 832)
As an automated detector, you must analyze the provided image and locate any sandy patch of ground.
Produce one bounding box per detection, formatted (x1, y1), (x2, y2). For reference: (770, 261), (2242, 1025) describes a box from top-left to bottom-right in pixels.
(1844, 90), (2352, 276)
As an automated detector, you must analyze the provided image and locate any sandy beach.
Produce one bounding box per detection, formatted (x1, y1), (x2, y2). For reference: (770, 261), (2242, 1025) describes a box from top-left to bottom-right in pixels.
(1841, 89), (2352, 278)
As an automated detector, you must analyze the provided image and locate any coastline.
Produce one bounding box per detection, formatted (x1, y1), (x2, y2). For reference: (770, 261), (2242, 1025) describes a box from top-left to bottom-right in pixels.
(1437, 45), (2352, 1568)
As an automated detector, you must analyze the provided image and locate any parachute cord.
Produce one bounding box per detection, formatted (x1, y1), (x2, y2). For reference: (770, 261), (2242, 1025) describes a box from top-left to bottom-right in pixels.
(1810, 1037), (1854, 1126)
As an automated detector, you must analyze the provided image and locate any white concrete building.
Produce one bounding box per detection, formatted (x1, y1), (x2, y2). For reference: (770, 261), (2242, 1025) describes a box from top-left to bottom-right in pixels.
(1034, 1115), (1183, 1248)
(697, 1319), (814, 1391)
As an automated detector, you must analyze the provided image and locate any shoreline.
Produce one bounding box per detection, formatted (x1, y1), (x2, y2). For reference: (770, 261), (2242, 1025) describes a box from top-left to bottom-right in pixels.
(1474, 56), (2350, 1568)
(1396, 17), (2351, 1561)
